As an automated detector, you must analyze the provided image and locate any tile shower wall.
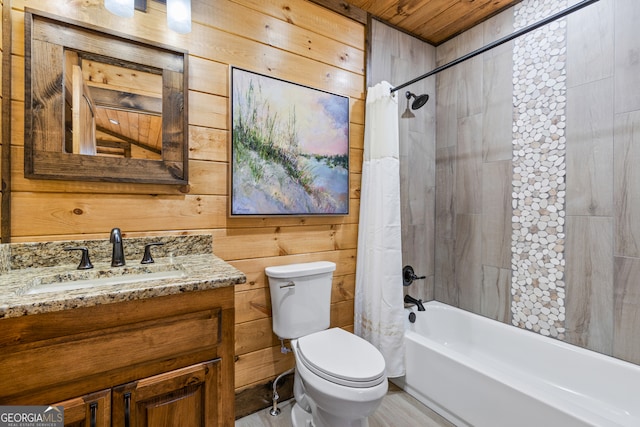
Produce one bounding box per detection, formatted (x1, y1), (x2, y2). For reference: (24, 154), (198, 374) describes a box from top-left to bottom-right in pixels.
(435, 0), (640, 365)
(435, 8), (514, 322)
(368, 19), (436, 302)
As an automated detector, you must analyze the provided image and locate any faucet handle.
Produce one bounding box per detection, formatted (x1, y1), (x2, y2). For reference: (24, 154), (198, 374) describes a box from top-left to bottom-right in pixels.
(141, 242), (164, 264)
(65, 247), (94, 270)
(402, 265), (426, 286)
(110, 227), (122, 243)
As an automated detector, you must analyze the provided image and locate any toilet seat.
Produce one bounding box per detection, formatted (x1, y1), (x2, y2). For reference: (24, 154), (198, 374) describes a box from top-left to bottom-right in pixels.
(296, 328), (386, 388)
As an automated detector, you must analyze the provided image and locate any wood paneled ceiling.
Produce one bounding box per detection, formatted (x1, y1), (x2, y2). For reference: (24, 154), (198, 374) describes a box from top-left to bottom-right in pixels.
(327, 0), (523, 45)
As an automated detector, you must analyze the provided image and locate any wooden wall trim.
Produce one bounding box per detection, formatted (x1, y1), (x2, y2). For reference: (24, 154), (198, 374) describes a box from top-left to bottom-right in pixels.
(1, 0), (11, 242)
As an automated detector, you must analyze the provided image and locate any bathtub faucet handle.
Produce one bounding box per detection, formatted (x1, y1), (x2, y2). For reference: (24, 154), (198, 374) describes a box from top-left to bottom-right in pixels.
(403, 265), (426, 286)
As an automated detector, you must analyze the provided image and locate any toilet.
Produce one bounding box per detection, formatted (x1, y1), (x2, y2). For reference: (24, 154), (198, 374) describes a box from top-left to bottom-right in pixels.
(265, 261), (387, 427)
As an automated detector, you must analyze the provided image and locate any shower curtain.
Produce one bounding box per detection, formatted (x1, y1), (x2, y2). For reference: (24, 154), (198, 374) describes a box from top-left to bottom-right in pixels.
(355, 81), (405, 377)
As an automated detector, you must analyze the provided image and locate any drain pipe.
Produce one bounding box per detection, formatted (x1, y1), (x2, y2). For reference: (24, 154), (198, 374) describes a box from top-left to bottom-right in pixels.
(270, 367), (295, 416)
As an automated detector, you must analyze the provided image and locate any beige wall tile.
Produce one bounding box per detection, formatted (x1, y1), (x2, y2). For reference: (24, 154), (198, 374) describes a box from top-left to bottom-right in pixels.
(565, 216), (614, 354)
(456, 114), (483, 215)
(456, 26), (484, 119)
(435, 237), (458, 306)
(566, 0), (614, 88)
(482, 160), (513, 269)
(614, 0), (640, 114)
(613, 256), (640, 364)
(435, 71), (458, 150)
(614, 111), (640, 257)
(481, 265), (511, 322)
(482, 50), (514, 162)
(455, 214), (483, 313)
(482, 9), (515, 59)
(566, 78), (614, 217)
(435, 146), (456, 240)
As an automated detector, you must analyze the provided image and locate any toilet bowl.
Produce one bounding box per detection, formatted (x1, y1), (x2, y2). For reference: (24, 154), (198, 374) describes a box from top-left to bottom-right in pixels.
(291, 328), (388, 427)
(265, 261), (388, 427)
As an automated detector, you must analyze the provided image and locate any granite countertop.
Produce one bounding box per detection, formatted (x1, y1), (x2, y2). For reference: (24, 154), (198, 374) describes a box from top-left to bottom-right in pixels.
(0, 235), (246, 319)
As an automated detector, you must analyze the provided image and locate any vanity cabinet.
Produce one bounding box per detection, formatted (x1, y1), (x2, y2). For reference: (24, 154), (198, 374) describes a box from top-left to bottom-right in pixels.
(55, 389), (111, 427)
(0, 286), (234, 426)
(111, 359), (219, 427)
(53, 360), (218, 427)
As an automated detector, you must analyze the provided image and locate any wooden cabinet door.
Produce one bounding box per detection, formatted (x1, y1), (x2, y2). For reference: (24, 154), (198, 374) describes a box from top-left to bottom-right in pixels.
(112, 359), (220, 427)
(54, 389), (111, 427)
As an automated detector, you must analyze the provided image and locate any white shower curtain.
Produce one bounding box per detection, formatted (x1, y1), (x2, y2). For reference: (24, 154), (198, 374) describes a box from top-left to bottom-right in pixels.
(354, 81), (405, 377)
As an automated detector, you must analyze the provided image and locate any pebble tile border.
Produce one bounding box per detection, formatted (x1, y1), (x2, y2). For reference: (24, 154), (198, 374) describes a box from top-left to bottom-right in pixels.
(511, 0), (567, 339)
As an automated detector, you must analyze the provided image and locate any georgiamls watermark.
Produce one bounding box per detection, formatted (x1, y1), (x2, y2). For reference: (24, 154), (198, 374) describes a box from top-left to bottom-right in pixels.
(0, 406), (64, 427)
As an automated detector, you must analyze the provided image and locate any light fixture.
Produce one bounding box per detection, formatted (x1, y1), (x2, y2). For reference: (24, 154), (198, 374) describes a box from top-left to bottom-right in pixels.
(104, 0), (134, 18)
(107, 0), (192, 34)
(166, 0), (192, 34)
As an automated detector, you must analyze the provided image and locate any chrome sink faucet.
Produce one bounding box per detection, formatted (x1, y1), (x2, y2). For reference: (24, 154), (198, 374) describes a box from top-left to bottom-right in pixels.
(110, 228), (125, 267)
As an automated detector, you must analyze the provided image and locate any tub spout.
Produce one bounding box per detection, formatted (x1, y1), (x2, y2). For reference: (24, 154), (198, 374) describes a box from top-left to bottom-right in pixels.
(404, 294), (425, 311)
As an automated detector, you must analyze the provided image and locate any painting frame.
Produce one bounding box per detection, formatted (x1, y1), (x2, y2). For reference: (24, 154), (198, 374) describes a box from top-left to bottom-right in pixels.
(229, 67), (350, 217)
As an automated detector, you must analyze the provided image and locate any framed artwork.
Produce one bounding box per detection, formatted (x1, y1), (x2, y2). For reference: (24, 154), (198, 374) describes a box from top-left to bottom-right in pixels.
(230, 67), (350, 216)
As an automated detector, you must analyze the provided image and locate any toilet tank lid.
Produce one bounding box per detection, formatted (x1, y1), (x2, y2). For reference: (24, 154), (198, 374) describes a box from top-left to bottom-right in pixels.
(265, 261), (336, 278)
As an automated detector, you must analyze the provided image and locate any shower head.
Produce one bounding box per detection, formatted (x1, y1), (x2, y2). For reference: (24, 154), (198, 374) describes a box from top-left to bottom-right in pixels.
(405, 91), (429, 110)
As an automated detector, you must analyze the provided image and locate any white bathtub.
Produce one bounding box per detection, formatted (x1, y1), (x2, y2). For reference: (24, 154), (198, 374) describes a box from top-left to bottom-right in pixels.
(391, 301), (640, 427)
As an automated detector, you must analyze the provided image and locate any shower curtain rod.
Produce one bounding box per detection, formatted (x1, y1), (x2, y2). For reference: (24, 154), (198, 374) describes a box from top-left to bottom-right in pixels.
(390, 0), (601, 94)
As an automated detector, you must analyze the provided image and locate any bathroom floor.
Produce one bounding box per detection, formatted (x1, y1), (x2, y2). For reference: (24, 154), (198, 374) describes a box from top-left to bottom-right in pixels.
(235, 382), (455, 427)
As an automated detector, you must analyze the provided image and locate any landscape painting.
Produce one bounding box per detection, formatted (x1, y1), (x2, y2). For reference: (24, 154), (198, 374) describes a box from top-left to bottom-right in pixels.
(230, 67), (350, 216)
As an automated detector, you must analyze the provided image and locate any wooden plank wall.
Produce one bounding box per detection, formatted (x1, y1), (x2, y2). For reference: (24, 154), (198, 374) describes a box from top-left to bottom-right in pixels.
(1, 0), (7, 239)
(7, 0), (365, 397)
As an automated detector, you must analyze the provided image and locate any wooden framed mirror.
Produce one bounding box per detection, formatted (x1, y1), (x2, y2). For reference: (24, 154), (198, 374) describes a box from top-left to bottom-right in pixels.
(24, 9), (188, 184)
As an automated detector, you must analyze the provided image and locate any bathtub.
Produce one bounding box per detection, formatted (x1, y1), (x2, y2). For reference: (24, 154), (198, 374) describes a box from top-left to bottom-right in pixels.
(391, 301), (640, 427)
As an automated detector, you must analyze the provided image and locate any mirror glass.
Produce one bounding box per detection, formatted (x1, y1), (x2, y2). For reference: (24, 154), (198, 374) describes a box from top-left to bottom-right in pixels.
(63, 52), (163, 160)
(24, 10), (188, 184)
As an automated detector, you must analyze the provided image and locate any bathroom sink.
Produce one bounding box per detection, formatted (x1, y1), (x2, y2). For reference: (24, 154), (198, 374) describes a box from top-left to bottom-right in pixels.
(19, 264), (186, 296)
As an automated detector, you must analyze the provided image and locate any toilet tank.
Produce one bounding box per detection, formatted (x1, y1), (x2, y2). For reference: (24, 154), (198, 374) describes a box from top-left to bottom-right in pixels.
(265, 261), (336, 339)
